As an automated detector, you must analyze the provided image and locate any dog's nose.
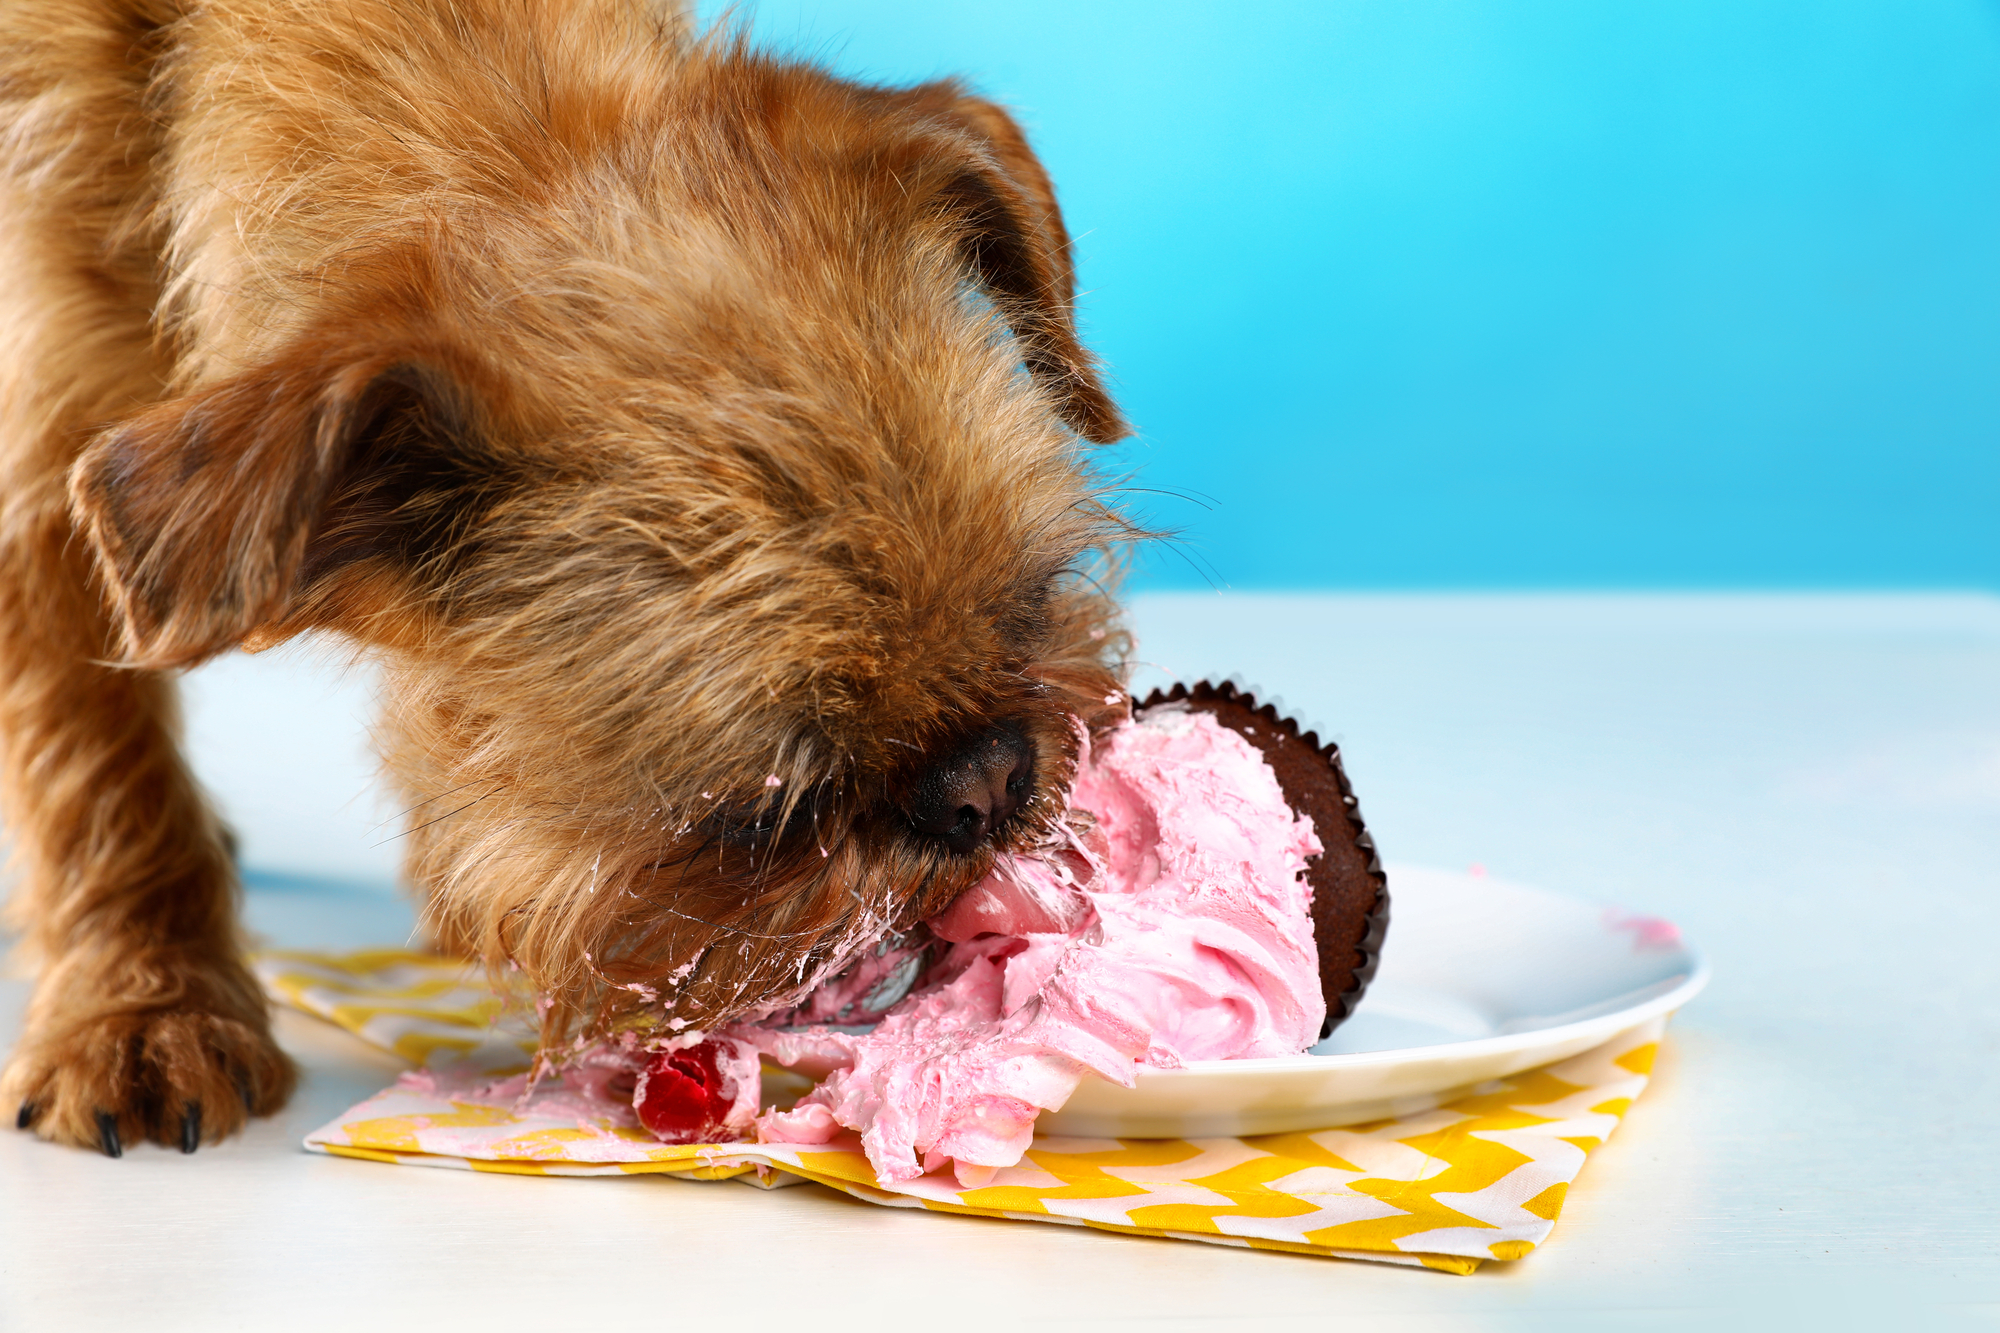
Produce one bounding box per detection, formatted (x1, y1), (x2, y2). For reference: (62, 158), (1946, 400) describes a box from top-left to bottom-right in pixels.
(906, 725), (1034, 855)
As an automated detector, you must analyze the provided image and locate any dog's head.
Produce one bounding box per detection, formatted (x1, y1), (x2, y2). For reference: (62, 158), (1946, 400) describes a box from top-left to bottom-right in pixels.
(69, 46), (1133, 1040)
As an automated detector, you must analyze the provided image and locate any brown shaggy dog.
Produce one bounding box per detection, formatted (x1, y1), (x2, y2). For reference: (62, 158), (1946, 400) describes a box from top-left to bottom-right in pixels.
(0, 0), (1133, 1154)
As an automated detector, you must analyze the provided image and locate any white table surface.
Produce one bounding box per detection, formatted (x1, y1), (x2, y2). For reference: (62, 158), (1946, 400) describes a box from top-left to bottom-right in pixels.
(4, 592), (1997, 1331)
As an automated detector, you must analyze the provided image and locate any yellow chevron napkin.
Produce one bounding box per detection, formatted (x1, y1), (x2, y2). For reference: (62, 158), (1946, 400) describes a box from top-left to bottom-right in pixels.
(257, 948), (1668, 1275)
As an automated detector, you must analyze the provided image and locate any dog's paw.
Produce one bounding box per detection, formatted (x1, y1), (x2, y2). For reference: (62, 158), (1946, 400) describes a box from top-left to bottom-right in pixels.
(4, 1004), (297, 1156)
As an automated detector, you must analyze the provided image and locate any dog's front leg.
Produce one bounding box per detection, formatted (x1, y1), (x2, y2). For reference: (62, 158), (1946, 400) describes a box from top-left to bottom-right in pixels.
(0, 498), (296, 1154)
(0, 0), (295, 1154)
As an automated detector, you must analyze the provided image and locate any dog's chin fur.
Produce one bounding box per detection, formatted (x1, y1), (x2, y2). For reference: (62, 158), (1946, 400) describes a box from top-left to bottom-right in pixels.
(0, 0), (1137, 1149)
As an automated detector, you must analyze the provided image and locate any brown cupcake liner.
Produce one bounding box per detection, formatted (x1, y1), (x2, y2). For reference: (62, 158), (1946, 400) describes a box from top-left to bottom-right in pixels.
(1136, 679), (1391, 1041)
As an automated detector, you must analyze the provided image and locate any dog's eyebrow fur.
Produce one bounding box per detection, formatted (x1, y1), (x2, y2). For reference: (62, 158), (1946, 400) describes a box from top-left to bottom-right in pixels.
(1, 0), (1141, 1151)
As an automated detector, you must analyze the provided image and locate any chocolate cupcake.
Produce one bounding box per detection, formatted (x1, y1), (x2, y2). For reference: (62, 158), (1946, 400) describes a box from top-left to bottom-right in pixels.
(1137, 680), (1390, 1039)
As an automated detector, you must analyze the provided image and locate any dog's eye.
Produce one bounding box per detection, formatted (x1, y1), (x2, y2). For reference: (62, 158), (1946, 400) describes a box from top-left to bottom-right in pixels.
(995, 573), (1061, 649)
(701, 797), (817, 851)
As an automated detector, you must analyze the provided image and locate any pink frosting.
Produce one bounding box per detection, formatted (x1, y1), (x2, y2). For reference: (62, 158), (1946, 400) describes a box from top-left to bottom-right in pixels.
(742, 705), (1325, 1184)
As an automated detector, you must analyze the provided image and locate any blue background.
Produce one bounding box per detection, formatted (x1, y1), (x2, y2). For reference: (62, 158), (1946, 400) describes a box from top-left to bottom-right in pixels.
(700, 1), (2000, 590)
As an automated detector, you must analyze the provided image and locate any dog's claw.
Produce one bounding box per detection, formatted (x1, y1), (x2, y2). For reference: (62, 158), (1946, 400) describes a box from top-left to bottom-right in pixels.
(14, 1101), (36, 1131)
(180, 1102), (202, 1154)
(95, 1110), (122, 1158)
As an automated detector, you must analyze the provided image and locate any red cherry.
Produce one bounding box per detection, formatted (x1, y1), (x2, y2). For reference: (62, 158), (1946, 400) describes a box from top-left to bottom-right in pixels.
(635, 1040), (733, 1143)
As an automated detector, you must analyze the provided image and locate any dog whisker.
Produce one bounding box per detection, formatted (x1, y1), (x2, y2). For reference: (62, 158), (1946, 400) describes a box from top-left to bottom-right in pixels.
(374, 779), (494, 832)
(380, 785), (506, 846)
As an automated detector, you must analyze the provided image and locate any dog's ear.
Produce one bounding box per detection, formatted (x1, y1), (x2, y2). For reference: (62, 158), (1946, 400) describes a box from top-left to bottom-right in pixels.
(70, 332), (488, 668)
(911, 88), (1127, 444)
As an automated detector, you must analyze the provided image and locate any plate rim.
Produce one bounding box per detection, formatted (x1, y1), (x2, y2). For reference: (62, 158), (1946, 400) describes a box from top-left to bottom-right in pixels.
(1130, 946), (1710, 1082)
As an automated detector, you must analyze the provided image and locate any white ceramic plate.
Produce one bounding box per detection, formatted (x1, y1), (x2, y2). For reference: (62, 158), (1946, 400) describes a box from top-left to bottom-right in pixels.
(1036, 863), (1708, 1138)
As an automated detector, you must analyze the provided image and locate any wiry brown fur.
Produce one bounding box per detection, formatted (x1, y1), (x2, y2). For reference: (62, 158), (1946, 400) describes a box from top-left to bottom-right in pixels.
(0, 0), (1133, 1152)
